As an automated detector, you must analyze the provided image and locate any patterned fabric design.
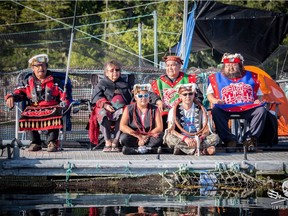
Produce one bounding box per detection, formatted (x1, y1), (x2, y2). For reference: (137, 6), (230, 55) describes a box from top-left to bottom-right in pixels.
(175, 103), (201, 135)
(163, 131), (219, 155)
(19, 105), (63, 131)
(110, 94), (126, 109)
(221, 82), (254, 104)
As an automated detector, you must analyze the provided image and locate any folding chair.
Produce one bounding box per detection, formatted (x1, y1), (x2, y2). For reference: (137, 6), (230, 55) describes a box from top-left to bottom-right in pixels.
(228, 102), (280, 159)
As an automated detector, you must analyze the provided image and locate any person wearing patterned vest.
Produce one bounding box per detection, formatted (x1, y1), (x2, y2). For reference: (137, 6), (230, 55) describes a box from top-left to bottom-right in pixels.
(5, 54), (69, 152)
(151, 56), (198, 129)
(207, 53), (267, 152)
(163, 83), (219, 155)
(120, 84), (163, 155)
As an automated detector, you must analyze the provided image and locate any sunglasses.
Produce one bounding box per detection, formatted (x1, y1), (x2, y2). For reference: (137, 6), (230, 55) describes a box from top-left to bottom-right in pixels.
(136, 93), (149, 99)
(181, 93), (194, 97)
(33, 64), (45, 68)
(108, 68), (120, 72)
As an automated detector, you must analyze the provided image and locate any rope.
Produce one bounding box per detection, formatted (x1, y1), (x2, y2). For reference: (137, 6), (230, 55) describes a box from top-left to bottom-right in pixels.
(2, 1), (166, 27)
(230, 162), (241, 172)
(125, 194), (132, 205)
(178, 164), (189, 173)
(65, 187), (73, 207)
(125, 163), (132, 175)
(215, 162), (227, 172)
(12, 30), (138, 48)
(77, 14), (153, 28)
(65, 161), (73, 207)
(11, 1), (158, 67)
(0, 27), (70, 36)
(65, 161), (73, 182)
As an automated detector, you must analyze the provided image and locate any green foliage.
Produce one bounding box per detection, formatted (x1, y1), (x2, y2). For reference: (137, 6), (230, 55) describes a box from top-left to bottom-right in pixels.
(0, 0), (287, 72)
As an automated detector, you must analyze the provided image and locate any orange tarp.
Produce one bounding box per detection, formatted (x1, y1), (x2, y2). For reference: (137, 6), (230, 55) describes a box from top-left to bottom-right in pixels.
(245, 66), (288, 136)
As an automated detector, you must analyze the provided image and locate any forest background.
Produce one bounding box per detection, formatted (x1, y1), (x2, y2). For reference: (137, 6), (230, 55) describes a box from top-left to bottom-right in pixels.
(0, 0), (287, 73)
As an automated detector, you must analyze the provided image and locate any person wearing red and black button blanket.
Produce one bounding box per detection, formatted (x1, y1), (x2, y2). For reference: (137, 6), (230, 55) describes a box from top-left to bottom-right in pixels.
(89, 60), (133, 152)
(119, 84), (163, 155)
(151, 56), (199, 129)
(163, 83), (219, 155)
(5, 54), (69, 152)
(207, 53), (267, 152)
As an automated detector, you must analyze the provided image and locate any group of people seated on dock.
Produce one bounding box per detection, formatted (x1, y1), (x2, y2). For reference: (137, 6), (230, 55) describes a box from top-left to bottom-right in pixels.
(5, 53), (271, 155)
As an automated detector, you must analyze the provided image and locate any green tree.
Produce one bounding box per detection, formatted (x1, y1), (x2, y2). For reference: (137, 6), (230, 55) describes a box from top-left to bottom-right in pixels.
(0, 0), (287, 72)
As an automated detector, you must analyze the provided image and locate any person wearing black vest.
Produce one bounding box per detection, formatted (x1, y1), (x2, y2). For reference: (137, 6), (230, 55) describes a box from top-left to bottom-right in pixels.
(163, 83), (219, 155)
(119, 84), (163, 155)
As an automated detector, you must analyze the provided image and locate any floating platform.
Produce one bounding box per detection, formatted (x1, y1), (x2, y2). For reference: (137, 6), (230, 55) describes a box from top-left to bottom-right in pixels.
(1, 138), (288, 177)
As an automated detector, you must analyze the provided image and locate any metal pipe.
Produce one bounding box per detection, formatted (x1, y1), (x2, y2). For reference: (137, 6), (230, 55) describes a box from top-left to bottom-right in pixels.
(181, 0), (188, 61)
(153, 10), (158, 68)
(138, 23), (142, 67)
(64, 0), (78, 94)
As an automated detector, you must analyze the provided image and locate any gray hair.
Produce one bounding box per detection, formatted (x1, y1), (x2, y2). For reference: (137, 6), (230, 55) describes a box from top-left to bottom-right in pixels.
(103, 60), (122, 72)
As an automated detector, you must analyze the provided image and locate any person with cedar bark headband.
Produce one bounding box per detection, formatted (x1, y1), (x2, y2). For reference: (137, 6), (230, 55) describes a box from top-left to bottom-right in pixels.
(151, 55), (200, 129)
(119, 84), (163, 155)
(5, 54), (69, 152)
(164, 83), (219, 155)
(206, 53), (267, 152)
(89, 60), (133, 152)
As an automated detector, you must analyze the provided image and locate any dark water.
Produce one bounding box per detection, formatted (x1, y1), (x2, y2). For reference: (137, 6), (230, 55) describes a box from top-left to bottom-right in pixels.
(1, 206), (287, 216)
(1, 192), (288, 216)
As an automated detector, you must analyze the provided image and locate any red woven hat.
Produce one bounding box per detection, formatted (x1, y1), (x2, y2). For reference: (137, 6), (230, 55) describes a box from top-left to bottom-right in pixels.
(163, 56), (183, 65)
(221, 53), (244, 64)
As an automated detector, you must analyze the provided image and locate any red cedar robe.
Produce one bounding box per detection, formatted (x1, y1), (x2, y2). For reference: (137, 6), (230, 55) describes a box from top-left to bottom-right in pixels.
(5, 71), (69, 130)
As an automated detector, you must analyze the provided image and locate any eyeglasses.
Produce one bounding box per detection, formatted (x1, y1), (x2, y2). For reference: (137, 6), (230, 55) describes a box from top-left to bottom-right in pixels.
(33, 64), (45, 68)
(108, 68), (120, 72)
(181, 93), (194, 97)
(136, 93), (149, 99)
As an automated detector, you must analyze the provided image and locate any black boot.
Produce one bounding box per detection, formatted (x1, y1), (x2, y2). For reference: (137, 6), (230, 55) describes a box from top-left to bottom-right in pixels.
(122, 146), (138, 155)
(149, 146), (162, 154)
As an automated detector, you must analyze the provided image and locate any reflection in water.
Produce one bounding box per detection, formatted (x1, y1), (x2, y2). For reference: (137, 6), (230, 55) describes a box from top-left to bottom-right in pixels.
(1, 168), (287, 216)
(1, 192), (288, 216)
(1, 205), (288, 216)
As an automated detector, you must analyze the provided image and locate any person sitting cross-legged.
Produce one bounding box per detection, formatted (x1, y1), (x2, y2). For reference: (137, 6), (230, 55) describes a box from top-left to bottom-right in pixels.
(119, 84), (163, 155)
(163, 83), (219, 155)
